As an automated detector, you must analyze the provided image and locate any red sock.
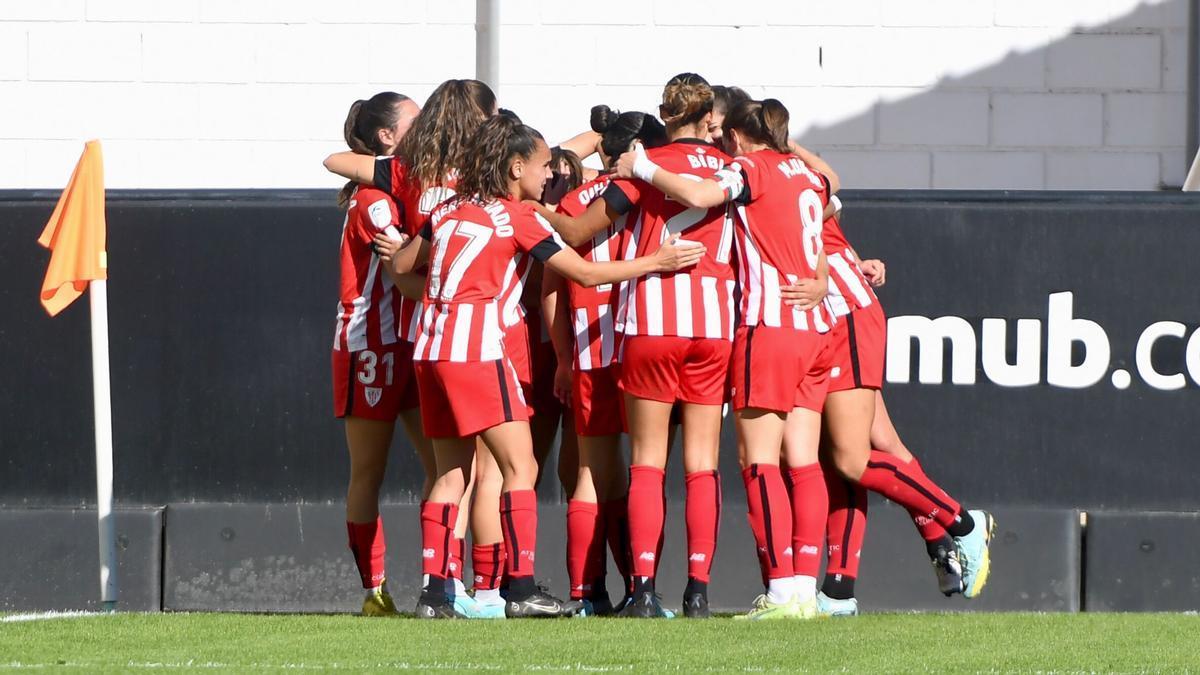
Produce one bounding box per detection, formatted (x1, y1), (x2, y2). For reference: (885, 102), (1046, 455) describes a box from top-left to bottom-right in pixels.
(346, 517), (387, 589)
(823, 468), (868, 580)
(603, 497), (632, 590)
(448, 537), (465, 582)
(742, 464), (794, 580)
(743, 469), (769, 587)
(471, 542), (505, 591)
(500, 489), (538, 581)
(627, 465), (666, 579)
(566, 500), (603, 600)
(787, 463), (827, 579)
(857, 450), (962, 530)
(419, 502), (457, 579)
(901, 456), (952, 541)
(684, 470), (721, 584)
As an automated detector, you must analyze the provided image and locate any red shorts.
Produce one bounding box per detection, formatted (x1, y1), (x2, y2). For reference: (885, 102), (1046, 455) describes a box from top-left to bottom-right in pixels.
(827, 302), (886, 393)
(331, 342), (419, 421)
(504, 320), (533, 386)
(572, 365), (624, 436)
(619, 335), (732, 406)
(731, 326), (832, 414)
(414, 358), (529, 438)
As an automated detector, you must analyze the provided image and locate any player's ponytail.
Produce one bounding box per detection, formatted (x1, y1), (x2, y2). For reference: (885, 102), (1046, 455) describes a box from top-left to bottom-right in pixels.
(457, 114), (546, 202)
(759, 98), (791, 153)
(591, 106), (668, 164)
(338, 91), (409, 208)
(723, 98), (791, 154)
(590, 104), (619, 134)
(659, 72), (714, 128)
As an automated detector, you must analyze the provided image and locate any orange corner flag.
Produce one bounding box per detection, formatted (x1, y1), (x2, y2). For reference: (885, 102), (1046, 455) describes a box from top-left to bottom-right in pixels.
(38, 140), (108, 317)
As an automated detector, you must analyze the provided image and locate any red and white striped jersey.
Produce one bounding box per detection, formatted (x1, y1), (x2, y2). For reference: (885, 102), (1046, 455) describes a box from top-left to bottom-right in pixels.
(558, 173), (622, 370)
(605, 139), (737, 341)
(373, 156), (460, 342)
(333, 185), (403, 352)
(715, 149), (834, 333)
(821, 205), (876, 318)
(413, 197), (565, 362)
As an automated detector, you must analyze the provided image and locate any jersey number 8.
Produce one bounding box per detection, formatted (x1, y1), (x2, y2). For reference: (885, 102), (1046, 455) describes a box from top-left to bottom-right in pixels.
(798, 189), (824, 271)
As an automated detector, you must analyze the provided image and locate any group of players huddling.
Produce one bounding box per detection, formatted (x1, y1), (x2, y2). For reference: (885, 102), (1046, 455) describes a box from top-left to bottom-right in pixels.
(325, 73), (995, 620)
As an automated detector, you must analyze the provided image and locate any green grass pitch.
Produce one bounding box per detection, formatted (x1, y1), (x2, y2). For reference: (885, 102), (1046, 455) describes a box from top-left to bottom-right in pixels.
(2, 612), (1197, 672)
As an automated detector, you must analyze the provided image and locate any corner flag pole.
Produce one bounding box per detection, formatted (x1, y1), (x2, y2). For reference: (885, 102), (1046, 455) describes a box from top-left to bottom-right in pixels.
(38, 140), (117, 611)
(90, 278), (117, 611)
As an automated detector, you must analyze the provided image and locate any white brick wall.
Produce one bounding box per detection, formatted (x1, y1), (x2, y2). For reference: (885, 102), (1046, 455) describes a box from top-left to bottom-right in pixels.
(0, 0), (1189, 189)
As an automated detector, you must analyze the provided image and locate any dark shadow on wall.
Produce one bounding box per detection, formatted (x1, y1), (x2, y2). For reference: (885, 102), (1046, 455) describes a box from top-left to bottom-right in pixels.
(789, 0), (1189, 190)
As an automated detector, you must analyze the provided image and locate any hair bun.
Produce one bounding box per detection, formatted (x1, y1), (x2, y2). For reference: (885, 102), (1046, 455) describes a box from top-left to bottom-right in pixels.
(590, 104), (618, 133)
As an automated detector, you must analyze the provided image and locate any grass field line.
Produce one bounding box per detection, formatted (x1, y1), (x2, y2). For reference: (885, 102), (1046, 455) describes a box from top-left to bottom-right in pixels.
(0, 661), (652, 671)
(0, 611), (110, 623)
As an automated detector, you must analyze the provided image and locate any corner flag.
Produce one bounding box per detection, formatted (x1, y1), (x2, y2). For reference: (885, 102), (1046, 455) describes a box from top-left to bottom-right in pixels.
(38, 140), (108, 316)
(38, 139), (118, 610)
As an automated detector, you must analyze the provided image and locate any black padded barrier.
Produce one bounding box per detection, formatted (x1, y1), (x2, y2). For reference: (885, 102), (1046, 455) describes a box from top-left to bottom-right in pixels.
(0, 507), (163, 611)
(1083, 511), (1200, 612)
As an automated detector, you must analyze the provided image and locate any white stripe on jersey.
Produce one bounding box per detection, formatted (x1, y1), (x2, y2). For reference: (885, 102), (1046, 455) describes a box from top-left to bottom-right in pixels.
(429, 306), (449, 358)
(762, 262), (782, 327)
(812, 303), (829, 333)
(377, 280), (396, 347)
(673, 273), (693, 338)
(414, 304), (435, 359)
(482, 302), (503, 361)
(598, 304), (615, 366)
(829, 251), (874, 308)
(825, 281), (852, 317)
(737, 206), (764, 324)
(333, 312), (346, 350)
(645, 274), (664, 336)
(615, 210), (645, 334)
(574, 307), (592, 371)
(496, 252), (525, 326)
(450, 303), (473, 362)
(344, 255), (380, 352)
(701, 276), (720, 339)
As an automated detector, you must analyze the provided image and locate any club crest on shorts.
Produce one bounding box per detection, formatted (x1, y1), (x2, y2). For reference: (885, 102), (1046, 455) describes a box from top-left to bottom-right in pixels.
(364, 387), (383, 408)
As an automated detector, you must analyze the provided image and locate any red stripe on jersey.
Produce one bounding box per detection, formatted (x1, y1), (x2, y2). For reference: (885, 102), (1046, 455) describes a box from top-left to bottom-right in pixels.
(333, 185), (403, 352)
(374, 156), (461, 342)
(558, 174), (624, 370)
(608, 140), (737, 341)
(821, 213), (876, 317)
(414, 197), (565, 363)
(723, 150), (834, 333)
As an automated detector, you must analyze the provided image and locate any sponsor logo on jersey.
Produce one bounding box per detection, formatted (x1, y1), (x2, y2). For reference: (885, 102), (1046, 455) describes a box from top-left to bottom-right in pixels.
(368, 200), (392, 230)
(364, 387), (383, 408)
